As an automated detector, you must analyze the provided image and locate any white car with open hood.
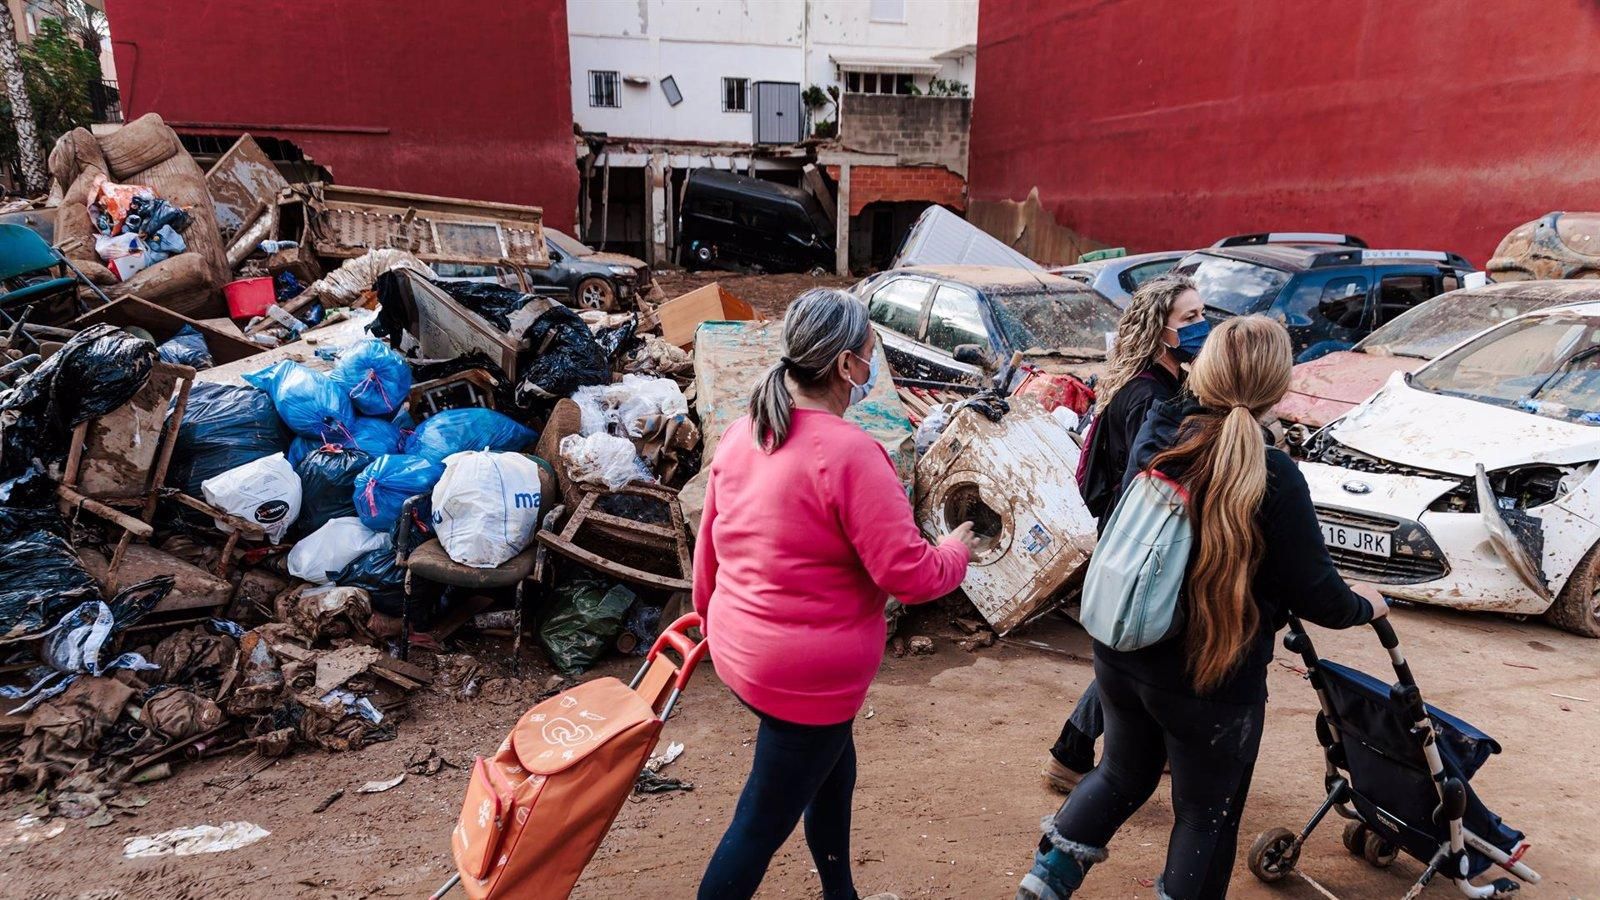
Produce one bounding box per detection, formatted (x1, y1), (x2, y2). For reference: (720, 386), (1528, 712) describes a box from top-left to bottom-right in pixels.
(1299, 300), (1600, 636)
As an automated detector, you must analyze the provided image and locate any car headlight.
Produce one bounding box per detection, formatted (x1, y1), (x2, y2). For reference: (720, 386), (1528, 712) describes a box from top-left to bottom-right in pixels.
(607, 265), (636, 277)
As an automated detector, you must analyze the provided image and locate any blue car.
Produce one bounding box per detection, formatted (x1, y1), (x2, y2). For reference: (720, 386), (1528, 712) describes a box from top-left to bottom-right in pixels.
(1175, 233), (1472, 358)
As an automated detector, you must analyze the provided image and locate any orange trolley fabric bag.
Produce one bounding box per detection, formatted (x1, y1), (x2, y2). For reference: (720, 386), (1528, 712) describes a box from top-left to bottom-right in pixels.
(436, 613), (707, 900)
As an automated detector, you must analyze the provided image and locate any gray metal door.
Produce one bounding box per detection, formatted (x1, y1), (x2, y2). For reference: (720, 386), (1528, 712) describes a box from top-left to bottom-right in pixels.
(753, 81), (802, 145)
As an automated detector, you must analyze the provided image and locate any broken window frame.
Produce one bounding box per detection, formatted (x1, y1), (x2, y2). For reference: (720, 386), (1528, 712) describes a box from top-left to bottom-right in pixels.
(722, 77), (750, 113)
(589, 70), (621, 108)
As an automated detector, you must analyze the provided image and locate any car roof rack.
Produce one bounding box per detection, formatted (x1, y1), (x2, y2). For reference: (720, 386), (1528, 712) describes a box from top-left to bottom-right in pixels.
(1308, 248), (1473, 269)
(1213, 232), (1368, 249)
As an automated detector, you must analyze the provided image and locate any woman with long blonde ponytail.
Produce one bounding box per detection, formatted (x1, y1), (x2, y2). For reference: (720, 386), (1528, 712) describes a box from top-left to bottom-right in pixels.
(1046, 275), (1206, 796)
(1018, 316), (1387, 900)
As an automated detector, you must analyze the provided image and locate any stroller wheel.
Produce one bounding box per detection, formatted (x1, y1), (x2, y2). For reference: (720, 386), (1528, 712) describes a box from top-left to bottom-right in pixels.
(1248, 827), (1300, 883)
(1362, 831), (1399, 868)
(1341, 821), (1370, 856)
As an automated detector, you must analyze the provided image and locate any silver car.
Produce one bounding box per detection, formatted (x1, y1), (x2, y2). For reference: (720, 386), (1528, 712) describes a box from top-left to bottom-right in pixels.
(1051, 250), (1187, 308)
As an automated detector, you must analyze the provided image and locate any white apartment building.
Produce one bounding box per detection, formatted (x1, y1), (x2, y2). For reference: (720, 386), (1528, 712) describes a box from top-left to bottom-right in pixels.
(566, 0), (978, 270)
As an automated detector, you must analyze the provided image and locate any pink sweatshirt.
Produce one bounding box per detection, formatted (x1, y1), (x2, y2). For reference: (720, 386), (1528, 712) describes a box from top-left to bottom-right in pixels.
(693, 409), (970, 725)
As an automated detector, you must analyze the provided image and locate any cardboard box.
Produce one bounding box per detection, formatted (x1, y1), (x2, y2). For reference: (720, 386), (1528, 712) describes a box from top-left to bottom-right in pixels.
(656, 282), (759, 348)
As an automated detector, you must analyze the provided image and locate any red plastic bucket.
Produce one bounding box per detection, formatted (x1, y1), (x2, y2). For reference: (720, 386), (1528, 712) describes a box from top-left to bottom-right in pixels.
(224, 277), (274, 320)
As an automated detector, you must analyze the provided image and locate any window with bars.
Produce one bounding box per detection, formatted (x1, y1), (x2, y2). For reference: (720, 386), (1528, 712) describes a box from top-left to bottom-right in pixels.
(588, 70), (620, 108)
(722, 77), (750, 112)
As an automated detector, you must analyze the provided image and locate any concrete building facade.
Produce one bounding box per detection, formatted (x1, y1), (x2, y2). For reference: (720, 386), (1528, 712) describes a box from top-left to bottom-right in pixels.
(568, 0), (977, 272)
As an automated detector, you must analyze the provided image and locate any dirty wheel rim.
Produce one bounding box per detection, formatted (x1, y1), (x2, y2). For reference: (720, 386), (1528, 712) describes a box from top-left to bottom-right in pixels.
(578, 279), (613, 310)
(1262, 836), (1297, 874)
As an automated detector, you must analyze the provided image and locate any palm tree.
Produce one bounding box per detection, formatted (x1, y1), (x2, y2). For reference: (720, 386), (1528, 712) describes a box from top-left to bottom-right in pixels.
(0, 2), (49, 195)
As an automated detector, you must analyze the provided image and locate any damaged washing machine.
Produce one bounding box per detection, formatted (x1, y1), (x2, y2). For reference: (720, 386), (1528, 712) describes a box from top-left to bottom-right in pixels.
(914, 398), (1097, 634)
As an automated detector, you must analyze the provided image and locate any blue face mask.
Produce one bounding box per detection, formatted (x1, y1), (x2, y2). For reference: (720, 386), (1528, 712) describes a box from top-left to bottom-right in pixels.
(847, 350), (880, 406)
(1166, 319), (1211, 363)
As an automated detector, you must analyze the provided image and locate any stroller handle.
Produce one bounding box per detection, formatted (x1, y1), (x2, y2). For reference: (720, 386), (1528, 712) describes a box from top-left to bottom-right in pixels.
(1370, 616), (1399, 649)
(645, 612), (709, 692)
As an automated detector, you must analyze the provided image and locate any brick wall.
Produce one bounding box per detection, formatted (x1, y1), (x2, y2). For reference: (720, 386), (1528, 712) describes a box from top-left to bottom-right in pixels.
(839, 94), (972, 178)
(827, 165), (965, 216)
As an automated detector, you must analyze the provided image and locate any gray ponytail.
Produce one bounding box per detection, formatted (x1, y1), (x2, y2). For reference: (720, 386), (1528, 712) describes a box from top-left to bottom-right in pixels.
(749, 288), (872, 452)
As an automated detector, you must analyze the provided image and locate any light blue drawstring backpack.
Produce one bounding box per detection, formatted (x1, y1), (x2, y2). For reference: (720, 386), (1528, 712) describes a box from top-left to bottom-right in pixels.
(1079, 469), (1192, 650)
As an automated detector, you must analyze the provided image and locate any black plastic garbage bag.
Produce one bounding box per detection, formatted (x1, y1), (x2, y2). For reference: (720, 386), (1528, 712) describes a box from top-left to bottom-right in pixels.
(0, 529), (102, 642)
(431, 280), (542, 333)
(166, 382), (292, 497)
(0, 465), (66, 542)
(332, 547), (405, 616)
(594, 315), (640, 364)
(513, 304), (610, 408)
(538, 573), (636, 676)
(0, 324), (155, 478)
(294, 445), (373, 538)
(156, 324), (213, 370)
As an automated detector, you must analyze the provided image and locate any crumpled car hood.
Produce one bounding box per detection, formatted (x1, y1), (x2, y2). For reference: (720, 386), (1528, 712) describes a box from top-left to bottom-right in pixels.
(1330, 376), (1600, 475)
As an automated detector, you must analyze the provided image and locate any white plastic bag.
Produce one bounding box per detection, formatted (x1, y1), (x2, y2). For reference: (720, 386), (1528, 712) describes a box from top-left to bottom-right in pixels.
(559, 432), (650, 491)
(914, 403), (954, 457)
(571, 374), (690, 439)
(431, 451), (545, 568)
(287, 517), (391, 583)
(201, 452), (302, 544)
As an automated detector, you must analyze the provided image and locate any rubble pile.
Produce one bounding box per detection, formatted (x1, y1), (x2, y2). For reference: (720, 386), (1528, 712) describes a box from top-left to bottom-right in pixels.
(0, 118), (774, 815)
(0, 112), (1079, 825)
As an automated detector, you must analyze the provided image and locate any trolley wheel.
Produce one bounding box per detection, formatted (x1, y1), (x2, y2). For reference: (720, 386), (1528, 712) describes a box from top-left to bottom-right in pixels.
(1342, 820), (1370, 856)
(1248, 827), (1300, 883)
(1362, 831), (1399, 868)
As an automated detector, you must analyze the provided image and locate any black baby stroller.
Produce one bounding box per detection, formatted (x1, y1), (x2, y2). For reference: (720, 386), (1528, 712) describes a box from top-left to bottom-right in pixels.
(1247, 616), (1540, 898)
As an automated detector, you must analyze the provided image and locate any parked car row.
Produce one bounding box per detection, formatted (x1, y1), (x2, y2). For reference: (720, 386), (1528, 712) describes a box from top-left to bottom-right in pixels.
(862, 219), (1600, 637)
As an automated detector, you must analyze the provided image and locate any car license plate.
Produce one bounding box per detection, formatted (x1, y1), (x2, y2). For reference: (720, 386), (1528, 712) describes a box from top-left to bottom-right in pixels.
(1321, 522), (1390, 557)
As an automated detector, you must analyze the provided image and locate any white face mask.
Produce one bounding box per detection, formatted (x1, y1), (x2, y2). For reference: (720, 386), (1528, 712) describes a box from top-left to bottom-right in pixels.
(847, 349), (879, 406)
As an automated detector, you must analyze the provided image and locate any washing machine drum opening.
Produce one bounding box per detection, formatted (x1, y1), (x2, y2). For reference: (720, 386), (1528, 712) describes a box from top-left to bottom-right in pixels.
(944, 483), (1007, 556)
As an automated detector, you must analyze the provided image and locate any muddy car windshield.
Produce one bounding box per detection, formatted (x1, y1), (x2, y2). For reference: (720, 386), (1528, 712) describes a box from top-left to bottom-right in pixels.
(1413, 312), (1600, 423)
(1359, 293), (1552, 360)
(547, 230), (595, 258)
(1183, 255), (1292, 316)
(990, 288), (1119, 358)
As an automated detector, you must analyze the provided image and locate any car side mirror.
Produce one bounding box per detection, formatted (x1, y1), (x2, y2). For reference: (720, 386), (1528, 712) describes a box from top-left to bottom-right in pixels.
(953, 343), (995, 370)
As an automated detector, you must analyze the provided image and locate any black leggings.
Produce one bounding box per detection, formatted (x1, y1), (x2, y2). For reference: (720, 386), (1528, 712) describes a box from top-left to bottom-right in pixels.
(699, 708), (858, 900)
(1048, 658), (1264, 899)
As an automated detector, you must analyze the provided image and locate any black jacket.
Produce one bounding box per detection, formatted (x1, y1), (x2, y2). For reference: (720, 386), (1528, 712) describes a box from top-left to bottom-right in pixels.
(1096, 395), (1373, 703)
(1078, 365), (1181, 533)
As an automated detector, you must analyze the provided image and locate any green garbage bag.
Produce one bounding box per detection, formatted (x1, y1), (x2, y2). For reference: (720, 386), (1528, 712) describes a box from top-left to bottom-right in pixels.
(539, 574), (636, 676)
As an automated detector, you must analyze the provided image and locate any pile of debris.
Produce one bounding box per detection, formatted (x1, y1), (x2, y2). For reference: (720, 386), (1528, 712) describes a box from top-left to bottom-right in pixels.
(0, 115), (815, 814)
(0, 112), (1104, 824)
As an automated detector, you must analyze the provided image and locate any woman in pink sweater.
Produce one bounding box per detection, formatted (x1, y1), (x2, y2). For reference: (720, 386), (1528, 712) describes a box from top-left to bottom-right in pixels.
(694, 289), (976, 900)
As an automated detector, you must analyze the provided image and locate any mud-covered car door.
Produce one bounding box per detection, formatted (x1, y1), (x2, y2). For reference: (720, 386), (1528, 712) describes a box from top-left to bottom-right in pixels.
(865, 275), (948, 384)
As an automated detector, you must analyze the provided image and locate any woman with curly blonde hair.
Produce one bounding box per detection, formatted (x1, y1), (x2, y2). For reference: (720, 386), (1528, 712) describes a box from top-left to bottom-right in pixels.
(1043, 274), (1207, 795)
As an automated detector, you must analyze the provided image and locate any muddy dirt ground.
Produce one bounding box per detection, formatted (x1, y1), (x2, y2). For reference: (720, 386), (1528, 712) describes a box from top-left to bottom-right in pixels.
(652, 270), (857, 320)
(4, 601), (1596, 899)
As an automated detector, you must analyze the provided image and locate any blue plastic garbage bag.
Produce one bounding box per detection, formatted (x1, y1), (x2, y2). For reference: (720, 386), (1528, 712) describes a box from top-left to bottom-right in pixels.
(403, 409), (536, 462)
(156, 324), (212, 370)
(352, 454), (444, 531)
(331, 340), (412, 417)
(167, 383), (291, 497)
(349, 415), (404, 456)
(287, 415), (402, 467)
(242, 360), (354, 442)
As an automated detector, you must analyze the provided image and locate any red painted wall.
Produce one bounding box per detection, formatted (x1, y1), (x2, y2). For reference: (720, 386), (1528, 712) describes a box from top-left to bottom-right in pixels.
(103, 0), (577, 230)
(971, 1), (1600, 265)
